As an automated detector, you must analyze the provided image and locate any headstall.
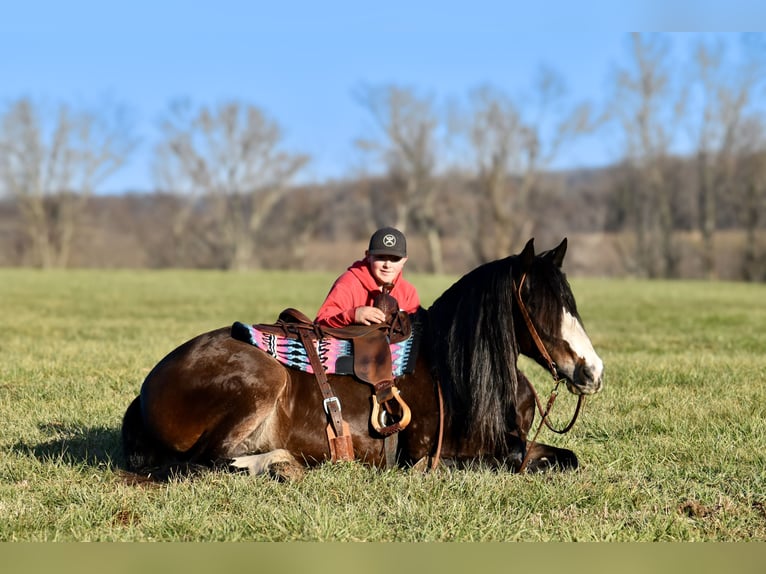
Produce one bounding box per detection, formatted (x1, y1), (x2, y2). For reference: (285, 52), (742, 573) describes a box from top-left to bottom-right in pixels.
(512, 272), (584, 473)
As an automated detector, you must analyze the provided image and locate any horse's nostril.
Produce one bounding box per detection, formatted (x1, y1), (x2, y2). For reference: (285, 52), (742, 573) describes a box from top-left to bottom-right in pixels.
(569, 361), (603, 395)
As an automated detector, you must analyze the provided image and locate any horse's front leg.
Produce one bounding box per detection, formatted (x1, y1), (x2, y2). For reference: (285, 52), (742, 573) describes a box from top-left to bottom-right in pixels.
(511, 369), (578, 473)
(512, 369), (536, 463)
(520, 442), (578, 472)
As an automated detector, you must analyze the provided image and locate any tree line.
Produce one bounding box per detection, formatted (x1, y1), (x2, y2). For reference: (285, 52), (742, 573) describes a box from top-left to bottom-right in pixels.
(1, 33), (765, 280)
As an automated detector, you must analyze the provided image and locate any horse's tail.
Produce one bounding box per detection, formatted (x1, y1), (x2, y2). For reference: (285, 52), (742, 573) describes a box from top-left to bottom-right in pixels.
(121, 396), (161, 473)
(120, 395), (218, 482)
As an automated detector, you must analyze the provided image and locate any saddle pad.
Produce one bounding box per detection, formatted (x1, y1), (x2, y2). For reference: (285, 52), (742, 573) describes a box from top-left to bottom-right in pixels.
(231, 321), (420, 377)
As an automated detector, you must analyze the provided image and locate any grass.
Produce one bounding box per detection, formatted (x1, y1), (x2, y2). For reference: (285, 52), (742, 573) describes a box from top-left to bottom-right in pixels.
(1, 268), (766, 541)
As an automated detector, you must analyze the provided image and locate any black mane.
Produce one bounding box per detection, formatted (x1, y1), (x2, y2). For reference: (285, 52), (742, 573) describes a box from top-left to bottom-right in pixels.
(425, 249), (575, 454)
(426, 255), (521, 453)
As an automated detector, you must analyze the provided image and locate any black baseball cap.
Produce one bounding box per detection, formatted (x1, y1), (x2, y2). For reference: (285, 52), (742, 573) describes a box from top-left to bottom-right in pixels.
(368, 227), (407, 258)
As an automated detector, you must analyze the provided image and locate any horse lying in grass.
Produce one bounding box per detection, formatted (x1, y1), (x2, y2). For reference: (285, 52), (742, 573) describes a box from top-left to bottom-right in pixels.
(121, 238), (603, 480)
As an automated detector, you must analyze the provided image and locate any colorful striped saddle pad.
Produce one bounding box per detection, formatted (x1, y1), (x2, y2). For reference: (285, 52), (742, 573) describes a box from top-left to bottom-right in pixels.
(230, 320), (421, 377)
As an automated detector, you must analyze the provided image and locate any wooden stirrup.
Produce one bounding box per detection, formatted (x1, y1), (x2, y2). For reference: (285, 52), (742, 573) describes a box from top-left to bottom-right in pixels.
(370, 386), (411, 436)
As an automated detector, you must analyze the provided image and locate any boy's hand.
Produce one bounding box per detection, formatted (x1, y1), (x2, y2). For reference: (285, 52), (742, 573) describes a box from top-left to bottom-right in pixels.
(354, 306), (386, 325)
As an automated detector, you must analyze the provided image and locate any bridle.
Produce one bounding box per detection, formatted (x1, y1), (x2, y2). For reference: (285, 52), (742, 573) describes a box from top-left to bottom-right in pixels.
(512, 272), (584, 473)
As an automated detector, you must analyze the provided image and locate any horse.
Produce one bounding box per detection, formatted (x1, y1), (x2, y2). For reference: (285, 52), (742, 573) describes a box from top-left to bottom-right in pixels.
(121, 238), (603, 480)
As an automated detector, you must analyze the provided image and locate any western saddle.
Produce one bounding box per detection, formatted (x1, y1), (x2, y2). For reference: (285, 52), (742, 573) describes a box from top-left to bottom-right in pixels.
(251, 284), (412, 464)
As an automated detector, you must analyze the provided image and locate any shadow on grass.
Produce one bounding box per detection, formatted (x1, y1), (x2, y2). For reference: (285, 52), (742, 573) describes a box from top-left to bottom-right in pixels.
(12, 422), (124, 469)
(12, 422), (216, 485)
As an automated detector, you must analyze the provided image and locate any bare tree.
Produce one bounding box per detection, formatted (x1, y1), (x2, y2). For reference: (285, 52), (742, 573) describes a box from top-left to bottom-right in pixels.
(154, 100), (309, 270)
(690, 34), (766, 278)
(457, 73), (598, 262)
(354, 84), (444, 273)
(610, 33), (685, 278)
(0, 98), (133, 267)
(733, 118), (766, 281)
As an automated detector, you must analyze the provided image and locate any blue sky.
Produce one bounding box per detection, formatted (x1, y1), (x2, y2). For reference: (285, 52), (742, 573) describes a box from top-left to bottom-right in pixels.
(2, 1), (764, 193)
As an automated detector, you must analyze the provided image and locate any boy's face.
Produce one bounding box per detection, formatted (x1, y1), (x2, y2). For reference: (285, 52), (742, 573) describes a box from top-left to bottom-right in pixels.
(366, 253), (408, 286)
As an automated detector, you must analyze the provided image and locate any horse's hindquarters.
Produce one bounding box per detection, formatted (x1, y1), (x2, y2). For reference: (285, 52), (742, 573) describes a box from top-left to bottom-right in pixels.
(135, 329), (291, 465)
(130, 328), (394, 471)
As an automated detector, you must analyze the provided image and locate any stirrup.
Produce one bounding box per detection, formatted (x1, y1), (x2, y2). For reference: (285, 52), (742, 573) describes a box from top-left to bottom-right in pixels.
(370, 386), (411, 436)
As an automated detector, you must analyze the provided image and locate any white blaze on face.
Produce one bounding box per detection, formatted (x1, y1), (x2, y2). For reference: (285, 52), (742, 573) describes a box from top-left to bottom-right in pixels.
(560, 308), (604, 383)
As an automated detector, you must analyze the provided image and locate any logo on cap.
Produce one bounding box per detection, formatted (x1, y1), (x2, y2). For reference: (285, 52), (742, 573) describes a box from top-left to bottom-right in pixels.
(382, 234), (397, 248)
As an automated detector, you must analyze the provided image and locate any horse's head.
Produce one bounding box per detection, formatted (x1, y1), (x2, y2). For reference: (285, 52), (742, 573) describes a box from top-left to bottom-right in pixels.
(515, 238), (603, 396)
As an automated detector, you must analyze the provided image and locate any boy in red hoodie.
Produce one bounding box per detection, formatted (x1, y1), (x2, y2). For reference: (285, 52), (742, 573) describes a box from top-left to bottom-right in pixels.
(315, 227), (420, 327)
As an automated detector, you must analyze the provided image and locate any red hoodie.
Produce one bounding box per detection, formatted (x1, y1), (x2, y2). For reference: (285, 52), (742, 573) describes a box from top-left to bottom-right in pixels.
(315, 259), (420, 327)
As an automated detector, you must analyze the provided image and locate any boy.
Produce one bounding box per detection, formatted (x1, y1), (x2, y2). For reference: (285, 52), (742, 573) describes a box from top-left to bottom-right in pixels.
(315, 227), (420, 327)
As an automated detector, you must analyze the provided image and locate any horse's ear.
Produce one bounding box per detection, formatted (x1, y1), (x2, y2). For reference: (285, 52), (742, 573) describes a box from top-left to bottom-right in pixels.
(520, 238), (535, 268)
(548, 237), (568, 268)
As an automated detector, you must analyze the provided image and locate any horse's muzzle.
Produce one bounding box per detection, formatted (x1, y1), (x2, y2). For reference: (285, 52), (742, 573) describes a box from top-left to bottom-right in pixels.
(566, 359), (603, 395)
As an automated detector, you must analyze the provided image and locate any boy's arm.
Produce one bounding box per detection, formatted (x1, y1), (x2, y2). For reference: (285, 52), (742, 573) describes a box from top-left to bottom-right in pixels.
(315, 280), (358, 327)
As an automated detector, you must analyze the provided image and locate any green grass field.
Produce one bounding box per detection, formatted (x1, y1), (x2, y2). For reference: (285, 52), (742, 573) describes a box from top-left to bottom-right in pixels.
(1, 268), (765, 541)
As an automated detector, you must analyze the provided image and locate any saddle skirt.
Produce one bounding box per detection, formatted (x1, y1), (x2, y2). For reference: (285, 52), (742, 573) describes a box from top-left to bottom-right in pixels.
(231, 319), (421, 378)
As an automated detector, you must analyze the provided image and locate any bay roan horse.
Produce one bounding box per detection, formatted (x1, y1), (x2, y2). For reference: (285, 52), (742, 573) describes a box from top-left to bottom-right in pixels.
(121, 238), (604, 480)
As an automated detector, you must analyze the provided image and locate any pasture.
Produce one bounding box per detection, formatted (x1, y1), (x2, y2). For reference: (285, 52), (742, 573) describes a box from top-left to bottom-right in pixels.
(1, 266), (765, 542)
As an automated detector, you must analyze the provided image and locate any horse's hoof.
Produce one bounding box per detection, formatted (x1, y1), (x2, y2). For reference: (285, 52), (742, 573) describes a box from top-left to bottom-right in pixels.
(269, 461), (305, 482)
(230, 450), (305, 481)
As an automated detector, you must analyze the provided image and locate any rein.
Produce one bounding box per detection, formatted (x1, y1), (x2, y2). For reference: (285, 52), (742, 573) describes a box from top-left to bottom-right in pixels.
(512, 272), (584, 473)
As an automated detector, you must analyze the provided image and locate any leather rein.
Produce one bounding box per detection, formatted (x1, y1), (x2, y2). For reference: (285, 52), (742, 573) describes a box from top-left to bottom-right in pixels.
(512, 272), (584, 473)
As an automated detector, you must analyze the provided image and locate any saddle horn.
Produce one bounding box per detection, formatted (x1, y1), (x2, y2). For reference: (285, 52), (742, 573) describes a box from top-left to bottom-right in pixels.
(371, 283), (399, 324)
